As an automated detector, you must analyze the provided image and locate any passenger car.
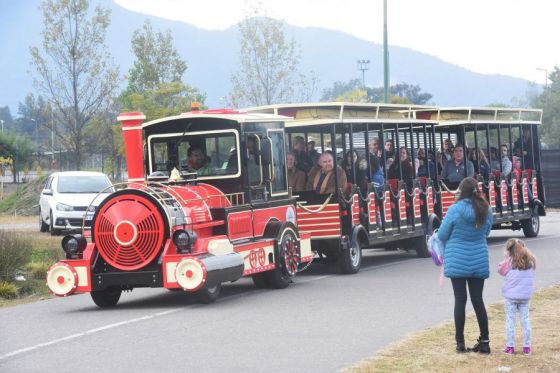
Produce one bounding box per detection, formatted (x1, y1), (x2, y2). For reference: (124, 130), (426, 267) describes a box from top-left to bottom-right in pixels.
(39, 171), (114, 235)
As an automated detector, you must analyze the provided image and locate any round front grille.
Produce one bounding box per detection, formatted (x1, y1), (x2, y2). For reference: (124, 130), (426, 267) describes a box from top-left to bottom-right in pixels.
(94, 193), (165, 271)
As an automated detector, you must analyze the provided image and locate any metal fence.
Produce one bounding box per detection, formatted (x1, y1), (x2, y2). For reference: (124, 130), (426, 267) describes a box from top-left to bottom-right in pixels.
(541, 149), (560, 207)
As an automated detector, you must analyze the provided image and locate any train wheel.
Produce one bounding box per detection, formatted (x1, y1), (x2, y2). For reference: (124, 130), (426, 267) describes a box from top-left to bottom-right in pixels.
(196, 283), (222, 304)
(265, 228), (298, 289)
(522, 206), (540, 238)
(415, 232), (431, 258)
(251, 273), (269, 288)
(339, 238), (362, 274)
(90, 287), (122, 307)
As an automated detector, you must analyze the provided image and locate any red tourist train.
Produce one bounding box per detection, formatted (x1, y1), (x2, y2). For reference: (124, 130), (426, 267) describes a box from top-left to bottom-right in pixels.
(46, 109), (312, 306)
(46, 103), (545, 307)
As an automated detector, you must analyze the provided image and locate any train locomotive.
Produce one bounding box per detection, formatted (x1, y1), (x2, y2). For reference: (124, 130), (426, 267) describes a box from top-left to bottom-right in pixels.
(46, 109), (312, 307)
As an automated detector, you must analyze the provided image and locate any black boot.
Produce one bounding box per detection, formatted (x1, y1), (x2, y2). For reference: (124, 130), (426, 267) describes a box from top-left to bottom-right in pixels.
(456, 341), (466, 353)
(470, 337), (490, 354)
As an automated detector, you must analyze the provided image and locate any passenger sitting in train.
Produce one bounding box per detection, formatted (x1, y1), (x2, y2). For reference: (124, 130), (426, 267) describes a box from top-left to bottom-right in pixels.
(368, 138), (385, 188)
(441, 138), (454, 166)
(186, 147), (213, 176)
(292, 136), (314, 173)
(306, 152), (347, 194)
(514, 128), (538, 169)
(468, 148), (490, 179)
(341, 150), (368, 190)
(512, 155), (523, 181)
(441, 144), (474, 186)
(387, 147), (414, 185)
(417, 148), (437, 180)
(492, 144), (513, 177)
(286, 151), (306, 192)
(307, 139), (320, 166)
(383, 139), (395, 168)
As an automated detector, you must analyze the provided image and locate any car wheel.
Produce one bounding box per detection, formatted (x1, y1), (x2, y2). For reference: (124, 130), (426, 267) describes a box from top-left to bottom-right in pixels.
(49, 211), (60, 236)
(39, 209), (49, 232)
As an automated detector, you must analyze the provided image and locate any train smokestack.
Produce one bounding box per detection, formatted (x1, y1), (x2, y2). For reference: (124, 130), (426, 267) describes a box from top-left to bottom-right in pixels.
(117, 112), (146, 182)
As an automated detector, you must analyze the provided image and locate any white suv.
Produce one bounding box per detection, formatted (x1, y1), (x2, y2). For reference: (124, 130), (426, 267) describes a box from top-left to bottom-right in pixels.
(39, 171), (114, 235)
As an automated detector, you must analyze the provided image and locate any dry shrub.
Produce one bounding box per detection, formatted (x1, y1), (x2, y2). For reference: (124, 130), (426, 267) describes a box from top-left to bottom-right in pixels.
(26, 261), (51, 280)
(0, 230), (33, 282)
(0, 281), (18, 299)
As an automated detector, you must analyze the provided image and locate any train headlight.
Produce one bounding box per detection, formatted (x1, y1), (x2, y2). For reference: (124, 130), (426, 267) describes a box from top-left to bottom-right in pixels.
(61, 234), (87, 258)
(173, 230), (196, 253)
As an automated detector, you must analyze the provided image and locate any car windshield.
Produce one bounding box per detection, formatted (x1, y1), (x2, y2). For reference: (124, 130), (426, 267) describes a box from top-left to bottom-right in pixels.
(57, 175), (112, 193)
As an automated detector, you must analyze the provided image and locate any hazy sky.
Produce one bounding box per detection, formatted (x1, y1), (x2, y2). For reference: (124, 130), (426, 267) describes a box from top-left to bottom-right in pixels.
(114, 0), (557, 84)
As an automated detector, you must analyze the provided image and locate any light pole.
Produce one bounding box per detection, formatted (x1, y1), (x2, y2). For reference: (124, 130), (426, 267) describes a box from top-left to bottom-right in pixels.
(1, 119), (3, 133)
(536, 67), (548, 90)
(383, 0), (390, 103)
(357, 59), (370, 88)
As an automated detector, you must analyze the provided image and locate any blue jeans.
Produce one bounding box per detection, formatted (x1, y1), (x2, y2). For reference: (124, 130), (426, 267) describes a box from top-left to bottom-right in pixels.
(505, 299), (531, 347)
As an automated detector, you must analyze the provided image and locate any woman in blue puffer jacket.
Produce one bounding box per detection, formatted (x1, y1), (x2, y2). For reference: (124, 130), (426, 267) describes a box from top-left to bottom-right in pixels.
(437, 177), (493, 354)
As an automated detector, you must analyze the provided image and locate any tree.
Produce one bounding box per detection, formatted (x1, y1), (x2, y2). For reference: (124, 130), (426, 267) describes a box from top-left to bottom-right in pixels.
(228, 8), (317, 107)
(532, 66), (560, 149)
(30, 0), (120, 170)
(0, 132), (34, 183)
(17, 94), (53, 151)
(126, 20), (187, 93)
(321, 79), (362, 101)
(321, 80), (433, 105)
(83, 99), (122, 181)
(121, 20), (205, 121)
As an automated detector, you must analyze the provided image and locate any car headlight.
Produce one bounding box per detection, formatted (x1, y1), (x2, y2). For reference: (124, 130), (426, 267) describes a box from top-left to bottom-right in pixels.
(56, 203), (74, 212)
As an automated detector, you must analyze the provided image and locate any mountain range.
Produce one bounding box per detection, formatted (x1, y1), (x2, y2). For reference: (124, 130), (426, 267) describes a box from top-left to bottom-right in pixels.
(0, 0), (537, 115)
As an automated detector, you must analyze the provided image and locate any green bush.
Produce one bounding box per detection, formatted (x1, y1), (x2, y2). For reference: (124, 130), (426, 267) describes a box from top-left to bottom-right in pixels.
(0, 281), (18, 299)
(26, 261), (51, 280)
(17, 281), (37, 297)
(0, 230), (33, 282)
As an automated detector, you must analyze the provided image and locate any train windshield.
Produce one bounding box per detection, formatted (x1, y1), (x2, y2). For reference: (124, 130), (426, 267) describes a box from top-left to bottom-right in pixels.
(148, 130), (240, 179)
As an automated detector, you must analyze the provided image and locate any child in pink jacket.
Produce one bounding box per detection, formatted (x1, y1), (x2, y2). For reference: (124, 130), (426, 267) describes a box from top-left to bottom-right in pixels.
(498, 238), (536, 355)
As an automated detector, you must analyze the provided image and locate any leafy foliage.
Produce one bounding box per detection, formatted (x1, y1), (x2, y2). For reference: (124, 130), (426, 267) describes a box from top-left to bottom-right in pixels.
(30, 0), (120, 169)
(121, 21), (205, 121)
(126, 20), (187, 93)
(532, 66), (560, 149)
(228, 8), (317, 107)
(322, 80), (433, 105)
(0, 131), (35, 182)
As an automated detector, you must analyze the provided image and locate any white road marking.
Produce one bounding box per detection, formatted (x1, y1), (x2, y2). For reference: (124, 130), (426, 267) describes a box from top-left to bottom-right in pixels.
(0, 309), (179, 361)
(2, 233), (558, 361)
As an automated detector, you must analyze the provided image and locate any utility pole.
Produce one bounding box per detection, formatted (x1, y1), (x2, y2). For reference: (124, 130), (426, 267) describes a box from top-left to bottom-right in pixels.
(383, 0), (390, 103)
(357, 59), (370, 89)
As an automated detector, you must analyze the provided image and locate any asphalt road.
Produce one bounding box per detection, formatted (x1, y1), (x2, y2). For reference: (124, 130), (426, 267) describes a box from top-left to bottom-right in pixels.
(1, 213), (560, 373)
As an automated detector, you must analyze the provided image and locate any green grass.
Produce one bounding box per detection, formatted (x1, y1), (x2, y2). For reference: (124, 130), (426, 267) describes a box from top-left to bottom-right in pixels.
(0, 174), (47, 215)
(347, 284), (560, 373)
(0, 223), (63, 307)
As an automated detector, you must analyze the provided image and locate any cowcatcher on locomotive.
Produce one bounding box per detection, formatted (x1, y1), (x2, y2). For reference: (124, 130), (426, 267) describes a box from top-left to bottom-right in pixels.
(46, 108), (312, 307)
